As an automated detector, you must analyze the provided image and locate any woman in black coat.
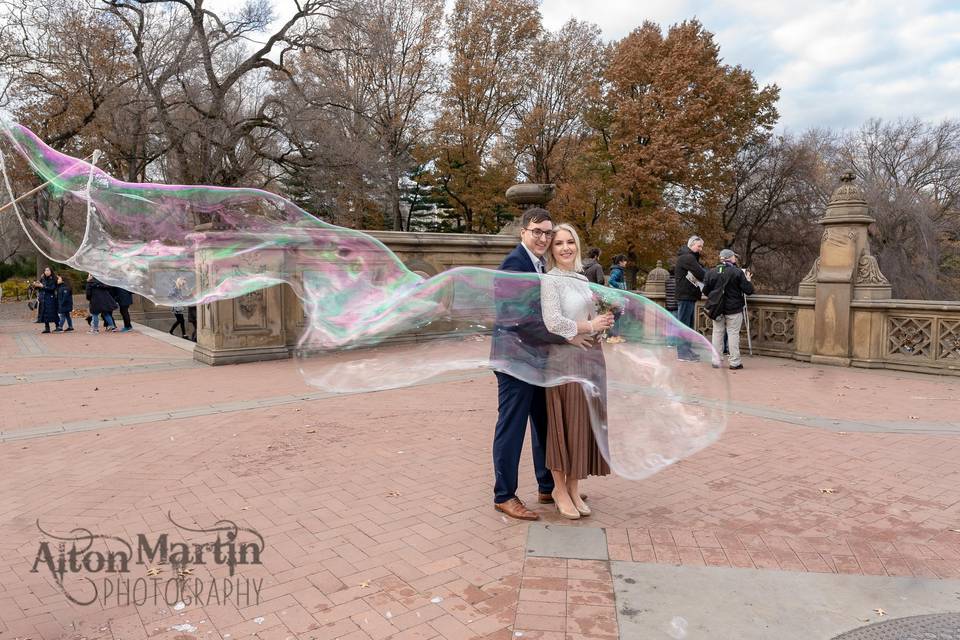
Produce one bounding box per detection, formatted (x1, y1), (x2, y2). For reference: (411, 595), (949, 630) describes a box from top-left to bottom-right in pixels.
(33, 266), (59, 333)
(85, 275), (118, 333)
(55, 275), (74, 331)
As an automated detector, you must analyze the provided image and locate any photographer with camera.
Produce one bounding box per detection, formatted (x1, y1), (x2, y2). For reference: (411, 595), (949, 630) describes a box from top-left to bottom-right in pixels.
(702, 249), (754, 370)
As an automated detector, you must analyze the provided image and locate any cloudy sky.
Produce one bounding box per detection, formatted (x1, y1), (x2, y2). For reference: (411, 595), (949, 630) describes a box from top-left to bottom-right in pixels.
(225, 0), (960, 132)
(539, 0), (960, 131)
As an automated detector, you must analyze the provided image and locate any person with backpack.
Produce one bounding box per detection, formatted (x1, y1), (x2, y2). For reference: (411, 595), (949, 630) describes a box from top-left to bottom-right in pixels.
(702, 249), (754, 370)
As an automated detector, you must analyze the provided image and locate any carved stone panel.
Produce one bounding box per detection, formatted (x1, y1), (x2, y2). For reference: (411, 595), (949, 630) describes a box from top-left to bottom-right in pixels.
(233, 290), (267, 331)
(937, 319), (960, 361)
(761, 310), (796, 345)
(886, 316), (933, 359)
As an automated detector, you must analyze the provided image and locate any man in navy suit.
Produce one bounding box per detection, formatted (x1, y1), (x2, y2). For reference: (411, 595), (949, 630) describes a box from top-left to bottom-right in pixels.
(490, 207), (568, 520)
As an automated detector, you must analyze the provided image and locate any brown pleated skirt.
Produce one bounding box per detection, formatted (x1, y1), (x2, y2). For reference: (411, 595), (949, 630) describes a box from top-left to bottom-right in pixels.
(545, 342), (611, 479)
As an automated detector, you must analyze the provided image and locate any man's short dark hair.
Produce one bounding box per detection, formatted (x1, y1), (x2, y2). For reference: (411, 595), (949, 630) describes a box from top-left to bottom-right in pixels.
(588, 247), (601, 259)
(612, 254), (627, 264)
(520, 207), (553, 228)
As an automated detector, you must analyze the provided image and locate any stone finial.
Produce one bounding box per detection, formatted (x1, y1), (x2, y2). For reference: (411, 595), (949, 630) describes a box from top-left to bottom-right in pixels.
(646, 260), (669, 283)
(829, 171), (866, 205)
(642, 260), (669, 295)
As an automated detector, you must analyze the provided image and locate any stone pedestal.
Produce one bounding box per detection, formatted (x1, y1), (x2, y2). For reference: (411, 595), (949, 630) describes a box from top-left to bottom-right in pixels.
(802, 174), (891, 366)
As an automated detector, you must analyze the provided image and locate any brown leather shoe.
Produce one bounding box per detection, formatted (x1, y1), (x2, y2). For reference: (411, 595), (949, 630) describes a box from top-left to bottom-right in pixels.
(538, 492), (588, 504)
(494, 498), (539, 521)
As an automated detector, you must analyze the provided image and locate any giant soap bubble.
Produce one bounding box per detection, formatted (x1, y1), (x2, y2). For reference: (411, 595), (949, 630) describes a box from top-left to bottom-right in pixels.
(0, 120), (728, 479)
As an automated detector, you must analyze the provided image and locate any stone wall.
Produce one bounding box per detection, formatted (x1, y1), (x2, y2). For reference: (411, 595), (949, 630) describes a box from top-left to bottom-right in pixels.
(130, 231), (518, 365)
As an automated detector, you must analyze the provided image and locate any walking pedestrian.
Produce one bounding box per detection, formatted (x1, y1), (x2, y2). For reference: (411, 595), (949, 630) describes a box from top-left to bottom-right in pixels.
(55, 275), (74, 332)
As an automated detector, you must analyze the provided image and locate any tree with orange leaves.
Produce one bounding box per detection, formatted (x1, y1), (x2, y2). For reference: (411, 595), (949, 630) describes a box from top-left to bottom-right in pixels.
(598, 20), (779, 267)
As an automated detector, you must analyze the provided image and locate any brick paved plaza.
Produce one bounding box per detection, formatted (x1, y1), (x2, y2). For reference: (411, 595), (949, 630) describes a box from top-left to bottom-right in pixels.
(2, 302), (960, 640)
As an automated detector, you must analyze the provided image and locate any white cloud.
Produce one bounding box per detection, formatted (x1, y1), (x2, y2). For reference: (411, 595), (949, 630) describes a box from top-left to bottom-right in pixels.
(207, 0), (959, 131)
(538, 0), (960, 130)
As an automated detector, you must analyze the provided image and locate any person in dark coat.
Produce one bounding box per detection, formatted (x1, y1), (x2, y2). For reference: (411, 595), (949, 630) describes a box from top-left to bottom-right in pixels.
(54, 275), (74, 331)
(489, 207), (569, 521)
(33, 267), (59, 333)
(674, 236), (706, 361)
(111, 286), (134, 332)
(85, 275), (117, 333)
(581, 248), (605, 285)
(702, 249), (754, 370)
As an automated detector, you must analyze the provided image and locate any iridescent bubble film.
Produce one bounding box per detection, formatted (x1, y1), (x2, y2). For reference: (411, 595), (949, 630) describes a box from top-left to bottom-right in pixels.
(0, 120), (728, 479)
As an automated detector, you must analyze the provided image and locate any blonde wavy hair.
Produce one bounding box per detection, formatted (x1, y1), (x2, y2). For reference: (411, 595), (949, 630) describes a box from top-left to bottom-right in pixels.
(545, 223), (584, 273)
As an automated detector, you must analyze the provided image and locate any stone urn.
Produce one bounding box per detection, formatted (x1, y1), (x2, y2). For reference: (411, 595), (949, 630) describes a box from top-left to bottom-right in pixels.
(501, 183), (556, 235)
(505, 183), (556, 207)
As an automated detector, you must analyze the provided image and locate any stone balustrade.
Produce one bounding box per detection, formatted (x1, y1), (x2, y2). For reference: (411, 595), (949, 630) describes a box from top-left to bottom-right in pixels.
(128, 175), (959, 376)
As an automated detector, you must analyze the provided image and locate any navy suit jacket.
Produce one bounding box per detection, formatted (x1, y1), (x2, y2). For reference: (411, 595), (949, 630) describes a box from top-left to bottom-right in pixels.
(490, 244), (567, 381)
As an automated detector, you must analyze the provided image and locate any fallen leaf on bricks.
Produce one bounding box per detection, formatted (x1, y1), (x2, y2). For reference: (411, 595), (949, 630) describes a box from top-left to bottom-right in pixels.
(820, 488), (836, 494)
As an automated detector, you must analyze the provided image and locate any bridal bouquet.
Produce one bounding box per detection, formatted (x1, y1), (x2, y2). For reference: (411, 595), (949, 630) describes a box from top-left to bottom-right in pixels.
(592, 290), (625, 342)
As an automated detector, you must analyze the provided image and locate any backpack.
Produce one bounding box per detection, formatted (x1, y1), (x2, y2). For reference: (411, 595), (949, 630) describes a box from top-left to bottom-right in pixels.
(704, 266), (730, 320)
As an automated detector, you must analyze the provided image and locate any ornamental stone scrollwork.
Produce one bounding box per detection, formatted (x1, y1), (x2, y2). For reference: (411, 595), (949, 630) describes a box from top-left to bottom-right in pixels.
(800, 258), (820, 285)
(855, 253), (889, 285)
(237, 289), (264, 320)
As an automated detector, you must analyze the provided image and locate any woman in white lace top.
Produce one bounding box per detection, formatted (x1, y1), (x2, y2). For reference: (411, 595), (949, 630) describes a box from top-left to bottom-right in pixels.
(540, 223), (614, 519)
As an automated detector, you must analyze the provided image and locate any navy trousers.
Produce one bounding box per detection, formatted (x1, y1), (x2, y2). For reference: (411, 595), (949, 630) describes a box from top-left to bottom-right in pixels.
(493, 372), (554, 504)
(676, 299), (698, 357)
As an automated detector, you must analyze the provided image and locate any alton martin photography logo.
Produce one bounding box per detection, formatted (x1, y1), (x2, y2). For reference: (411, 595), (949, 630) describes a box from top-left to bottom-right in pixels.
(31, 511), (265, 607)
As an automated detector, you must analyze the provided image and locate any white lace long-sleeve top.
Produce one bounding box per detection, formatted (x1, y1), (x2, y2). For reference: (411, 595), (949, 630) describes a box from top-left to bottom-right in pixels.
(541, 268), (596, 340)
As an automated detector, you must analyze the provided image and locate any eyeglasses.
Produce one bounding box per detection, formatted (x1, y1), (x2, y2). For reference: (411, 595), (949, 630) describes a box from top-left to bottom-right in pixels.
(523, 227), (555, 239)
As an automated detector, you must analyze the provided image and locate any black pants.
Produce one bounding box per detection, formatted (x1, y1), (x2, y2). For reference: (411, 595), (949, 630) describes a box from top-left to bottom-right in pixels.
(118, 305), (132, 329)
(170, 313), (186, 336)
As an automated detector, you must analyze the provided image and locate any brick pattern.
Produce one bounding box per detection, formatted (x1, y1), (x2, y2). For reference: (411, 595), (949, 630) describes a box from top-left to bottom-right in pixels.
(4, 305), (960, 639)
(515, 558), (618, 639)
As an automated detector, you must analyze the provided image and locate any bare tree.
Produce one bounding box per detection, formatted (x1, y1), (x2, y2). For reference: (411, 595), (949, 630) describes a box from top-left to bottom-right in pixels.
(300, 0), (444, 229)
(104, 0), (346, 187)
(510, 19), (604, 185)
(840, 118), (960, 299)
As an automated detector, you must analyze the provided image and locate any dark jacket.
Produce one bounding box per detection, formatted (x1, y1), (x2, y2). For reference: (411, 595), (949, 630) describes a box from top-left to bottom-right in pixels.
(86, 279), (118, 315)
(608, 265), (626, 290)
(56, 282), (73, 314)
(702, 262), (755, 315)
(111, 286), (133, 307)
(581, 259), (605, 285)
(490, 243), (567, 378)
(675, 246), (706, 301)
(665, 268), (677, 312)
(38, 274), (58, 322)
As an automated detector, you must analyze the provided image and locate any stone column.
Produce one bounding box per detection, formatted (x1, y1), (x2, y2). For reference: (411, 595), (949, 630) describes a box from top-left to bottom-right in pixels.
(802, 173), (891, 366)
